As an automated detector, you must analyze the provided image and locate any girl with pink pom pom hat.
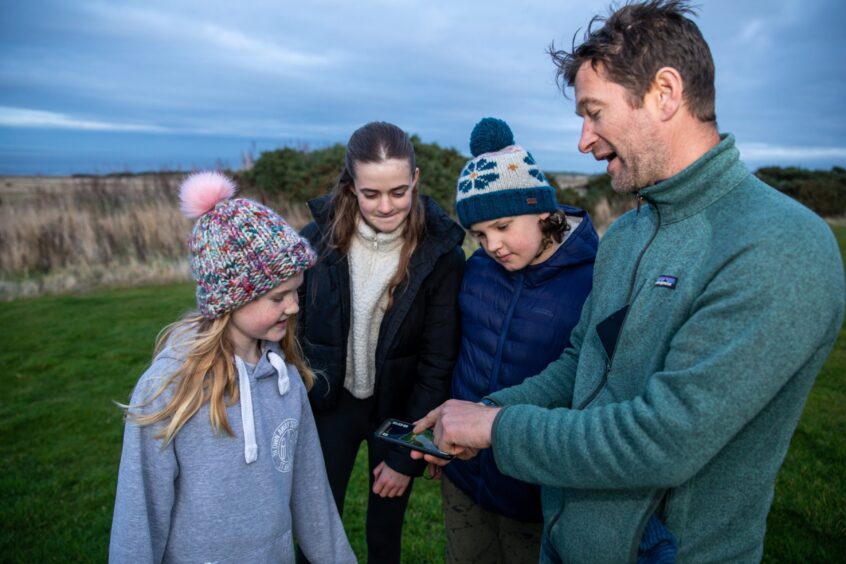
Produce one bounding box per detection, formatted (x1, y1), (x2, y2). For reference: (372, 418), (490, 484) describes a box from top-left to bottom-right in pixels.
(109, 172), (356, 563)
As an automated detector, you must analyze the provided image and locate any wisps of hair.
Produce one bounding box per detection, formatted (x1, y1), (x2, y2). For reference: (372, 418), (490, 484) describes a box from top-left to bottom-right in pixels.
(547, 0), (716, 123)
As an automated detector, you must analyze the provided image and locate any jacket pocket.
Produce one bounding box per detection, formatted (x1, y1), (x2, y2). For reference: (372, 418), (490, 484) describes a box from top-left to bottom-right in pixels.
(550, 488), (661, 563)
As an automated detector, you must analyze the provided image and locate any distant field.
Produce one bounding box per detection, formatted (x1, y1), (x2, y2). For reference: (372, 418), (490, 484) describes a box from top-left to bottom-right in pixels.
(0, 175), (310, 300)
(0, 225), (843, 562)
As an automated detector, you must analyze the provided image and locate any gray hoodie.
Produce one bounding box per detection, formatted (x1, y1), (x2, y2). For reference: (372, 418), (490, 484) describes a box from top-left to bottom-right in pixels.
(110, 336), (356, 563)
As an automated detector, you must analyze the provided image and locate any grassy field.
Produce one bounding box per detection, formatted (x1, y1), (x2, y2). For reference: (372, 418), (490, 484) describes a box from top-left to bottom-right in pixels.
(0, 175), (311, 300)
(1, 226), (844, 562)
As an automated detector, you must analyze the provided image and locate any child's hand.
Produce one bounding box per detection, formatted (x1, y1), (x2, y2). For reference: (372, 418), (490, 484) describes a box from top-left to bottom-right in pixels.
(425, 463), (442, 480)
(372, 461), (411, 498)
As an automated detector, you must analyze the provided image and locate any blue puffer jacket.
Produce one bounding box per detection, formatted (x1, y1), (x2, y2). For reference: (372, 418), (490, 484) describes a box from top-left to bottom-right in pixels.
(444, 205), (597, 522)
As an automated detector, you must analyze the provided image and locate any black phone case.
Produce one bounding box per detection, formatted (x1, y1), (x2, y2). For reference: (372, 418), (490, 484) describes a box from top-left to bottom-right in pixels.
(374, 418), (453, 460)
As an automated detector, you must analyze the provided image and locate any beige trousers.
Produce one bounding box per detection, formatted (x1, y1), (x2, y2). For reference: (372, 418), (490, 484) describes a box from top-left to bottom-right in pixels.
(441, 474), (542, 564)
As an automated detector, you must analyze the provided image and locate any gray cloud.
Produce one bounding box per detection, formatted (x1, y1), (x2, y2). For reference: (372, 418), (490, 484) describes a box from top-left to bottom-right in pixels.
(1, 0), (844, 174)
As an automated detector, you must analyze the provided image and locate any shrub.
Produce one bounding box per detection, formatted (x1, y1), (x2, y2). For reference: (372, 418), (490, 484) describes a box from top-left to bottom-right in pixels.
(756, 166), (846, 217)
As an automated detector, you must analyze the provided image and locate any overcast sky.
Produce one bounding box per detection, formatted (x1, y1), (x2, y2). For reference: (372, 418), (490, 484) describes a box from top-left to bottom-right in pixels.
(1, 0), (844, 175)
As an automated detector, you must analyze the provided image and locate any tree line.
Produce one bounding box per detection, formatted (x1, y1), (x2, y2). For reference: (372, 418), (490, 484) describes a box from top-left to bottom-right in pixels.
(236, 142), (846, 220)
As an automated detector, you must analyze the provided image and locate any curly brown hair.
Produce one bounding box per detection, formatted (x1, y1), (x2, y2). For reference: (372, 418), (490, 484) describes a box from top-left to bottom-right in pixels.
(538, 209), (571, 256)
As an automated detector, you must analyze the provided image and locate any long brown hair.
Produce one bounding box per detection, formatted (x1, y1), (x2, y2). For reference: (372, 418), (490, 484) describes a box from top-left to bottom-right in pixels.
(127, 311), (314, 445)
(324, 121), (426, 308)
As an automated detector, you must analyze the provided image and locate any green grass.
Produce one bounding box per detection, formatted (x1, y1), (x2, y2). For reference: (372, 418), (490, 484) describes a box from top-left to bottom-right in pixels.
(0, 283), (444, 562)
(1, 225), (844, 562)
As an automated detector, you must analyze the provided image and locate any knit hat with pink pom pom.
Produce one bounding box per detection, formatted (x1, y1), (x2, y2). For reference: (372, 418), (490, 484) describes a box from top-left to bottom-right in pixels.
(179, 171), (316, 319)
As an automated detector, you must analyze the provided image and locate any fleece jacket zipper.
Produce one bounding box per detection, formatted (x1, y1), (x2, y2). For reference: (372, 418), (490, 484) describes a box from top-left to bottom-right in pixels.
(546, 195), (663, 556)
(577, 195), (662, 410)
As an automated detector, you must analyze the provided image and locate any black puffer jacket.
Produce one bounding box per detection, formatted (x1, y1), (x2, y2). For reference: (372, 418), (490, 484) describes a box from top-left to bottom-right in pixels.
(298, 194), (465, 476)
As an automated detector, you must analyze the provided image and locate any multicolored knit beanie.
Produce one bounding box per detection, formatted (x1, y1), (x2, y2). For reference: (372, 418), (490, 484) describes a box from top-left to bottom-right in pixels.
(455, 117), (558, 228)
(178, 171), (316, 319)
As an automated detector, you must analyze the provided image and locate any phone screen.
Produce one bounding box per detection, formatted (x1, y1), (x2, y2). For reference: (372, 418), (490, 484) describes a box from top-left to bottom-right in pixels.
(376, 419), (452, 459)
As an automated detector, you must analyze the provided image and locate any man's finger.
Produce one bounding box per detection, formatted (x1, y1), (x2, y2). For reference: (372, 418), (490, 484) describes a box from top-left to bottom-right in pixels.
(413, 405), (442, 433)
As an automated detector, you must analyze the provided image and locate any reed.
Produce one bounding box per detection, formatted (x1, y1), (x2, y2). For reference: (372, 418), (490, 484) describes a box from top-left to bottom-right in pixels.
(0, 174), (309, 300)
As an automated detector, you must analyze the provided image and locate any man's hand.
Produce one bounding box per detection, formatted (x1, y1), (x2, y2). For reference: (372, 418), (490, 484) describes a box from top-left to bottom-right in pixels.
(410, 400), (500, 466)
(372, 461), (411, 498)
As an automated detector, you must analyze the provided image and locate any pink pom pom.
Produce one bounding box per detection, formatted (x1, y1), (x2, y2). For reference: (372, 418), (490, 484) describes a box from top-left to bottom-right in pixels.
(178, 171), (237, 219)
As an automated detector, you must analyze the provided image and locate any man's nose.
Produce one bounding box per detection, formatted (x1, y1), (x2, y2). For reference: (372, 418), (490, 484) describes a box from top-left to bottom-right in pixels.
(577, 119), (596, 154)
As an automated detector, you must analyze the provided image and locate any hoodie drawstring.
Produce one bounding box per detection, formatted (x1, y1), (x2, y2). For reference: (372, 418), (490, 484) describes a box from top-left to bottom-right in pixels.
(267, 351), (290, 396)
(234, 350), (290, 464)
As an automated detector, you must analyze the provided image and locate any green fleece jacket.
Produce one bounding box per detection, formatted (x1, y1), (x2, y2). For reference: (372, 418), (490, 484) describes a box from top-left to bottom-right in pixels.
(488, 134), (845, 563)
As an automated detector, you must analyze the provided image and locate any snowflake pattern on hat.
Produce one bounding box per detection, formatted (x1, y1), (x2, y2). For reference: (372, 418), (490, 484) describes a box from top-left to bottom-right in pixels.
(524, 153), (547, 182)
(458, 158), (500, 193)
(454, 118), (558, 228)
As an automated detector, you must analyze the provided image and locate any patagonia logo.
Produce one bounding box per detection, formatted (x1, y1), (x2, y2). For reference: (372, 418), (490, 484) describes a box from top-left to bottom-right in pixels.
(655, 275), (678, 289)
(526, 197), (538, 205)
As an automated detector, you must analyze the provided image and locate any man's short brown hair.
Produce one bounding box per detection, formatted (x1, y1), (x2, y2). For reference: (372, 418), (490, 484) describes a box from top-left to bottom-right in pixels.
(550, 0), (716, 123)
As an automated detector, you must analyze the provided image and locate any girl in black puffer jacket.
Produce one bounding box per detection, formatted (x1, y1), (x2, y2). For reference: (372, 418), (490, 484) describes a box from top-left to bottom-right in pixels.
(296, 121), (465, 564)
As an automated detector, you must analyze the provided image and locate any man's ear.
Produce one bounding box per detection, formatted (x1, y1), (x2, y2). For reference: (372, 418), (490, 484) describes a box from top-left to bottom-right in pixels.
(650, 66), (684, 121)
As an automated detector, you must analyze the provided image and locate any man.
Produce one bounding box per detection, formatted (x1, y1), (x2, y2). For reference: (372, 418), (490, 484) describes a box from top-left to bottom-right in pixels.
(414, 1), (845, 562)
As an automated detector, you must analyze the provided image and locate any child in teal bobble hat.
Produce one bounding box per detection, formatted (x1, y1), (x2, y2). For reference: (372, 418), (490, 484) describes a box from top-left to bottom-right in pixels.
(441, 118), (599, 563)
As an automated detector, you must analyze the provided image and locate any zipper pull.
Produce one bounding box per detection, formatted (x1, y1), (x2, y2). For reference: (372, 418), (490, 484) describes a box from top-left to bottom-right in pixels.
(636, 193), (643, 216)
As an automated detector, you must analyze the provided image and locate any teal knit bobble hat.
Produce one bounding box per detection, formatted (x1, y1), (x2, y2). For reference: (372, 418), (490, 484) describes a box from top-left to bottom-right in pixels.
(179, 171), (317, 319)
(455, 117), (558, 228)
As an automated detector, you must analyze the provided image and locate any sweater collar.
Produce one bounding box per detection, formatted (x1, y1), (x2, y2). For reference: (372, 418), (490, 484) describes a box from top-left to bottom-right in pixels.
(638, 133), (750, 224)
(354, 216), (405, 252)
(308, 193), (465, 258)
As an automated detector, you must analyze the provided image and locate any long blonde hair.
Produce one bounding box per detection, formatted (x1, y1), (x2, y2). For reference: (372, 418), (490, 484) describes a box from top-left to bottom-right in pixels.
(324, 121), (427, 309)
(127, 311), (314, 446)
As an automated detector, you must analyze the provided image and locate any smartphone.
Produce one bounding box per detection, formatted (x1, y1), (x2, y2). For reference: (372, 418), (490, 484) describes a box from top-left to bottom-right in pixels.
(374, 418), (453, 460)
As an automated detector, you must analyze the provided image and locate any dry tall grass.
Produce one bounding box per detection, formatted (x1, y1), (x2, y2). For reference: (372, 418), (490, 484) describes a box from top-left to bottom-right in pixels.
(0, 172), (636, 300)
(0, 174), (309, 300)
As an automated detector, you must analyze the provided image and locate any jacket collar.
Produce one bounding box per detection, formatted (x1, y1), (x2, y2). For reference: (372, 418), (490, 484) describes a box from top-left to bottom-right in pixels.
(639, 133), (750, 224)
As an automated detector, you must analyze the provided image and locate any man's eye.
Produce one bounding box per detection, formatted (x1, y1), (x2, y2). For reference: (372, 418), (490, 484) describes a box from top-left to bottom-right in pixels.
(497, 224), (508, 231)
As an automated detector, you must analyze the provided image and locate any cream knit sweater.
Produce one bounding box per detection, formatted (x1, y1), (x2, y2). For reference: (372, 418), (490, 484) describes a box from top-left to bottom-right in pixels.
(344, 219), (404, 398)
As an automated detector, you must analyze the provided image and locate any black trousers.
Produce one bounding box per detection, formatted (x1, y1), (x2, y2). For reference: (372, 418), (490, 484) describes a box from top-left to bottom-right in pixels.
(302, 388), (413, 564)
